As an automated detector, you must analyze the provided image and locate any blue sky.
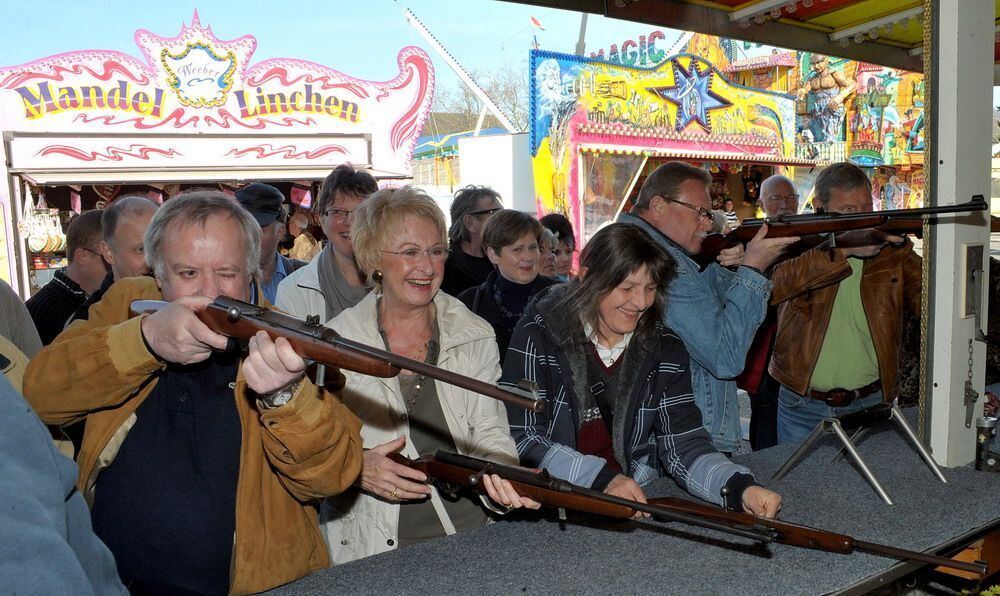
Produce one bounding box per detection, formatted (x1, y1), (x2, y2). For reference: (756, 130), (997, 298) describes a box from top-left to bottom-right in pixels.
(0, 0), (684, 95)
(7, 2), (986, 106)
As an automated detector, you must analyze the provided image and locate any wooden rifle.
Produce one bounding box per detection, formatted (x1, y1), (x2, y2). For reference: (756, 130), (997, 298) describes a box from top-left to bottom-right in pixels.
(393, 450), (987, 577)
(696, 195), (989, 267)
(130, 297), (544, 413)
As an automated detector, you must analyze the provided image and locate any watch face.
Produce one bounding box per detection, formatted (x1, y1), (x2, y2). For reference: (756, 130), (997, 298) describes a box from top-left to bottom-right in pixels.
(265, 389), (292, 407)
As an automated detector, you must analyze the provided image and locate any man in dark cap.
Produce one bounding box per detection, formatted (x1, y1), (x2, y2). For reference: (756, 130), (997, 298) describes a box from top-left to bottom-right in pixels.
(236, 183), (305, 303)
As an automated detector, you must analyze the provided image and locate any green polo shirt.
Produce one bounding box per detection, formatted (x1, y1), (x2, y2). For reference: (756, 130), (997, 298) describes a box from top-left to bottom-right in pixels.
(809, 258), (880, 392)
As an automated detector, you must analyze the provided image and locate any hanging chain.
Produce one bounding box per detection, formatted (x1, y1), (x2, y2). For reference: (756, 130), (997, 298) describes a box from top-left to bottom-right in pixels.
(965, 338), (979, 428)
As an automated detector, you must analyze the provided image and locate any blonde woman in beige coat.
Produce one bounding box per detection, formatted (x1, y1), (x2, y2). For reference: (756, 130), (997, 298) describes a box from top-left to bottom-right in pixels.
(321, 186), (539, 565)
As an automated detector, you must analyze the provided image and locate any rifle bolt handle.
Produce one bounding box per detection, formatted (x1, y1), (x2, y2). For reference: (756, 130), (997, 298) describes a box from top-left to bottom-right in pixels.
(226, 306), (241, 323)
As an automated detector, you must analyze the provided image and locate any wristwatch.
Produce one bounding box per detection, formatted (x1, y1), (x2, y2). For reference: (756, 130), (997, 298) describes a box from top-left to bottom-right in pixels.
(261, 379), (301, 408)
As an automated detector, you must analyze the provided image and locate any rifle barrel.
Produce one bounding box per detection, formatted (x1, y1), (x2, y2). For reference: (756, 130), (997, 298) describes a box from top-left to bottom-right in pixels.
(135, 298), (544, 413)
(584, 487), (777, 543)
(334, 337), (544, 412)
(425, 451), (773, 543)
(647, 496), (986, 577)
(853, 540), (988, 577)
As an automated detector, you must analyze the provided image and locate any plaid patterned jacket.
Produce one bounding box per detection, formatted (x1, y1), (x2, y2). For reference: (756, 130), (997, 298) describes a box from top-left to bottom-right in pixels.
(500, 285), (752, 506)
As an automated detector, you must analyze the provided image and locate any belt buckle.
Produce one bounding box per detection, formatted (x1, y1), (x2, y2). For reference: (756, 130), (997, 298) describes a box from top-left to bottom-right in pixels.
(824, 388), (854, 408)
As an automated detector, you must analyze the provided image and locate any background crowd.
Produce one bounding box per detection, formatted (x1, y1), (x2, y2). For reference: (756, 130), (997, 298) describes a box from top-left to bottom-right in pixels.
(0, 159), (925, 594)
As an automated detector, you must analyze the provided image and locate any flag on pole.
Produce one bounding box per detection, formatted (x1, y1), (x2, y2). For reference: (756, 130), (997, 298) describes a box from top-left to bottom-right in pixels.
(530, 16), (545, 31)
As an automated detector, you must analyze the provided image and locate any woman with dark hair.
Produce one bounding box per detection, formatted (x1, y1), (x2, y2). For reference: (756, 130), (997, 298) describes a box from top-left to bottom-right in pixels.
(458, 210), (555, 360)
(440, 185), (503, 296)
(539, 212), (575, 282)
(500, 223), (782, 517)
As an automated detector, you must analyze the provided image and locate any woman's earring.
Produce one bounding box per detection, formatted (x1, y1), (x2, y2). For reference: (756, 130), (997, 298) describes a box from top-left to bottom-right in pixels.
(371, 270), (383, 283)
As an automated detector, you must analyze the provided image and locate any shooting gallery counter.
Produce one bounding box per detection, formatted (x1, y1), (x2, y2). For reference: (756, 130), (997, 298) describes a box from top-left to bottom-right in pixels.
(271, 409), (1000, 595)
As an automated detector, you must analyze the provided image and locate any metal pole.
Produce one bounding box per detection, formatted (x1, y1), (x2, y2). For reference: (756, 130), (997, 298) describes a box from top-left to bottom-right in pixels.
(574, 13), (588, 56)
(829, 421), (894, 505)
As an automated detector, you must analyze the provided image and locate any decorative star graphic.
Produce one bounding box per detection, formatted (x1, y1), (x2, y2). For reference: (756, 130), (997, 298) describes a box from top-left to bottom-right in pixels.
(647, 60), (731, 133)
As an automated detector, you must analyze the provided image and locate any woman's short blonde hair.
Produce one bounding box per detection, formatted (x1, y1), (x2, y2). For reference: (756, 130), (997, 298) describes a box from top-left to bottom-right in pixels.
(351, 186), (448, 278)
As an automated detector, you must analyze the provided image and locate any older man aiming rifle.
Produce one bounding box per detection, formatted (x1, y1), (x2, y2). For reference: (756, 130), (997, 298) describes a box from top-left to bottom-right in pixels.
(769, 163), (921, 443)
(617, 161), (798, 453)
(23, 191), (363, 594)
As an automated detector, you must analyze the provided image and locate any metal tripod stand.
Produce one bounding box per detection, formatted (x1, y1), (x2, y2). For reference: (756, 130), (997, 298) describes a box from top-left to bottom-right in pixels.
(770, 403), (947, 505)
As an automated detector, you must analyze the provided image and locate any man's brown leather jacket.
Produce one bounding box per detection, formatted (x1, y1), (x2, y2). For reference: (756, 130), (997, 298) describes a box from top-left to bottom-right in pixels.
(767, 240), (921, 398)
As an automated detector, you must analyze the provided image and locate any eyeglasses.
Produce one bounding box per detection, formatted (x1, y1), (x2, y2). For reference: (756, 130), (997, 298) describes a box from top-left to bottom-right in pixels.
(764, 194), (800, 204)
(469, 207), (501, 218)
(323, 208), (354, 220)
(80, 247), (104, 259)
(664, 197), (713, 223)
(382, 247), (450, 263)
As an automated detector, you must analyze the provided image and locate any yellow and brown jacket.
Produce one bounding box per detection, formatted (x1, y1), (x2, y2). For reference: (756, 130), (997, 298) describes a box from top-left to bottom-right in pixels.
(23, 277), (363, 594)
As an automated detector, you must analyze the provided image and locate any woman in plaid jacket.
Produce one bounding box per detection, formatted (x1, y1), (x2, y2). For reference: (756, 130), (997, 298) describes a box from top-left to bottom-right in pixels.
(500, 223), (781, 516)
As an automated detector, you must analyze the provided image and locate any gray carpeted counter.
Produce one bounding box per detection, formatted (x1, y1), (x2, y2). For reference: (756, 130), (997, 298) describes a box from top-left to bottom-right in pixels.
(271, 414), (1000, 595)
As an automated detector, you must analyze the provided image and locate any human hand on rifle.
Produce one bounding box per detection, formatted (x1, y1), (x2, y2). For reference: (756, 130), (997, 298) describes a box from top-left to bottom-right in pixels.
(741, 485), (782, 519)
(716, 244), (745, 268)
(605, 474), (650, 519)
(360, 436), (432, 502)
(742, 224), (800, 271)
(481, 474), (542, 513)
(835, 228), (905, 258)
(140, 296), (229, 365)
(242, 330), (307, 395)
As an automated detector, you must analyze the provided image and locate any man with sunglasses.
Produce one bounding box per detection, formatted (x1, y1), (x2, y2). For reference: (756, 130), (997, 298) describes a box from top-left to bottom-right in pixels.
(618, 161), (798, 453)
(441, 185), (504, 296)
(277, 164), (378, 322)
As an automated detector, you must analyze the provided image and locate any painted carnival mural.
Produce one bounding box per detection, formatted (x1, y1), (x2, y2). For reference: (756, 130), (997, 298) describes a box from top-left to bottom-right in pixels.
(530, 49), (798, 243)
(795, 52), (925, 208)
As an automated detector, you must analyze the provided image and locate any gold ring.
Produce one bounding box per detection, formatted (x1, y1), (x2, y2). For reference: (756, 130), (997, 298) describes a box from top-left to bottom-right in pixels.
(502, 502), (514, 513)
(389, 488), (398, 499)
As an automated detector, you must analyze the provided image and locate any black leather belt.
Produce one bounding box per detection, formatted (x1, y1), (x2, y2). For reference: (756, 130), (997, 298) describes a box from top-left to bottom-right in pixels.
(808, 380), (881, 408)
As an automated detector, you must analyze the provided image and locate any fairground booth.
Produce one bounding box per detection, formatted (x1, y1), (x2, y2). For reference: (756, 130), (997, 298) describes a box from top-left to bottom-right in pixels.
(529, 43), (816, 246)
(529, 29), (927, 247)
(0, 13), (434, 296)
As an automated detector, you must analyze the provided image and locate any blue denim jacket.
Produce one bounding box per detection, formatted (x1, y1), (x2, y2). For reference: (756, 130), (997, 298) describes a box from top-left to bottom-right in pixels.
(617, 213), (772, 452)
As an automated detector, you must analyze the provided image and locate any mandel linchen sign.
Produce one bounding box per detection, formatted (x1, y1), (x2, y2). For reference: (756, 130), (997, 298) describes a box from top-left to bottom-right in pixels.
(0, 12), (434, 173)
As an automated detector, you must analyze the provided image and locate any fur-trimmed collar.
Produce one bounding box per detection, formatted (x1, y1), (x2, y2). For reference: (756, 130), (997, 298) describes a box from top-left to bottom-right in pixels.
(528, 284), (662, 471)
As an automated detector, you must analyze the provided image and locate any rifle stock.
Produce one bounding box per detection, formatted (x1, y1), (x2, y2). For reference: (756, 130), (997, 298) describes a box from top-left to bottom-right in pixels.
(131, 298), (544, 413)
(696, 195), (988, 267)
(197, 299), (400, 378)
(393, 450), (986, 577)
(390, 451), (776, 543)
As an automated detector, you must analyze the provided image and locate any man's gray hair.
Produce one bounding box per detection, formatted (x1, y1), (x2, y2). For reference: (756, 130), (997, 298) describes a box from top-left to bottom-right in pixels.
(102, 195), (158, 245)
(144, 191), (261, 280)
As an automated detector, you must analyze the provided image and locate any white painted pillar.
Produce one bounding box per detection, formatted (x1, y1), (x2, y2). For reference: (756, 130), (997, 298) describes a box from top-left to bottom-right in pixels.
(927, 0), (994, 465)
